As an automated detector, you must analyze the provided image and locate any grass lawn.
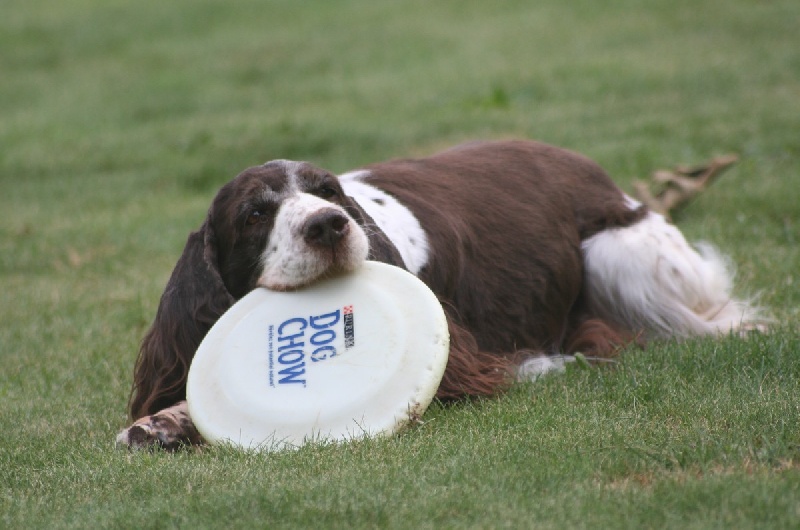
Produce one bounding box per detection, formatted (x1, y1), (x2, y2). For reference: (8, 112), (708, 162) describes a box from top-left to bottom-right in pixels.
(2, 0), (799, 527)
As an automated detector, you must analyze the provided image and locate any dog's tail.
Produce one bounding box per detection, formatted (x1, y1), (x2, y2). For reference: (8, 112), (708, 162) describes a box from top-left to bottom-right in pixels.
(581, 209), (766, 339)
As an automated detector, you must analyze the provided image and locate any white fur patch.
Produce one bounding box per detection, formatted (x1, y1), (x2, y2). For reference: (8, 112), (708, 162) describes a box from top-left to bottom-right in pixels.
(516, 355), (575, 382)
(582, 210), (761, 337)
(339, 170), (430, 275)
(258, 186), (368, 290)
(624, 193), (643, 210)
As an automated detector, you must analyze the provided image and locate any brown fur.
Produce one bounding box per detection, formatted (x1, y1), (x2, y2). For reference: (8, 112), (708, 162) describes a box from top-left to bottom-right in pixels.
(361, 140), (644, 366)
(121, 140), (647, 447)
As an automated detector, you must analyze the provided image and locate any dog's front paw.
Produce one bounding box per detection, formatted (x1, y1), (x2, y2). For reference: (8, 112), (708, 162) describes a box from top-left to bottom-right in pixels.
(116, 420), (168, 450)
(116, 401), (203, 451)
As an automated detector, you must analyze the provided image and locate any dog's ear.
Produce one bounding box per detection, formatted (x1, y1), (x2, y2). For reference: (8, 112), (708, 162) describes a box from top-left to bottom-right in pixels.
(128, 220), (235, 419)
(341, 195), (407, 268)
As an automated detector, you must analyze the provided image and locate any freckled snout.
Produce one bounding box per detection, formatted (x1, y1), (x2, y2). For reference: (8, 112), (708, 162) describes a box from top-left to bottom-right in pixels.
(259, 195), (368, 290)
(303, 210), (350, 248)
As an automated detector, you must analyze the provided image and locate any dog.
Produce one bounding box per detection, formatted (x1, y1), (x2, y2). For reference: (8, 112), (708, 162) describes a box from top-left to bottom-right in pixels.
(116, 140), (762, 449)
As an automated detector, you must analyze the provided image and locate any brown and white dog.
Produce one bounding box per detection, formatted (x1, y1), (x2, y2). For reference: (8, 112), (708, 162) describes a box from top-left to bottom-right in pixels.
(117, 140), (761, 449)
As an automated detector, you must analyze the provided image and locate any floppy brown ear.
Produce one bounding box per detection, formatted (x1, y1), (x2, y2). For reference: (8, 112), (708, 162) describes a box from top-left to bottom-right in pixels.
(341, 195), (407, 268)
(128, 220), (235, 419)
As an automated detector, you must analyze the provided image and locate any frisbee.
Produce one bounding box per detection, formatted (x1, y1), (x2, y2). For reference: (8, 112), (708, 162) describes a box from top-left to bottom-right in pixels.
(186, 261), (449, 450)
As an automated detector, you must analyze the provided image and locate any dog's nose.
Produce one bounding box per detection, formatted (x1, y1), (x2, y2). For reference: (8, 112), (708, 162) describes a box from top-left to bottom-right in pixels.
(303, 210), (350, 248)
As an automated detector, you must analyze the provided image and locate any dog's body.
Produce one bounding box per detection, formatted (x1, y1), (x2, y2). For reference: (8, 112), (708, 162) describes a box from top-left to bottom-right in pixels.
(117, 140), (761, 449)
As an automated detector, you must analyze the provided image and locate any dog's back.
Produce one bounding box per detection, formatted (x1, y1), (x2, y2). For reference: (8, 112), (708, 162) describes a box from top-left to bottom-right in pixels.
(343, 141), (640, 353)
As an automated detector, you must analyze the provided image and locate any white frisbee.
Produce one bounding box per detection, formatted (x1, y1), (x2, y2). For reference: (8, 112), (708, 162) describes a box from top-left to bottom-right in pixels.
(186, 261), (449, 450)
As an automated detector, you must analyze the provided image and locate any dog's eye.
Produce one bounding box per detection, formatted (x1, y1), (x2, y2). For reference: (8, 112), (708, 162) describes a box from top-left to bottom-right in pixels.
(245, 210), (266, 226)
(315, 186), (338, 199)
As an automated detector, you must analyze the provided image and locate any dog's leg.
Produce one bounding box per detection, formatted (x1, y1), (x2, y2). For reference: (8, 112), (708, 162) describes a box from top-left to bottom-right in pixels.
(516, 318), (634, 382)
(515, 355), (580, 381)
(581, 208), (765, 339)
(436, 313), (514, 399)
(116, 400), (203, 450)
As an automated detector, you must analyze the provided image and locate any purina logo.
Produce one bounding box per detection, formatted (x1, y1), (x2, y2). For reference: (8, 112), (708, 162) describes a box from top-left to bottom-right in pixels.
(266, 306), (356, 388)
(343, 305), (355, 348)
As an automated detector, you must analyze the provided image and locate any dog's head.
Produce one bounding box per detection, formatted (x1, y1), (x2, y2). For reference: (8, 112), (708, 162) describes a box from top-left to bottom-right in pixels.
(209, 160), (371, 295)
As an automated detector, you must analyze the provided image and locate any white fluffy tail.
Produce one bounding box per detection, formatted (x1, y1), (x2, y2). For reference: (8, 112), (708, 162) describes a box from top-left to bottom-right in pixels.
(582, 209), (764, 339)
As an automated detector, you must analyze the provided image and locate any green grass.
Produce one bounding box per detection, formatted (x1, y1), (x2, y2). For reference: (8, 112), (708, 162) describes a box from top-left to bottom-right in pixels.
(2, 0), (799, 527)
